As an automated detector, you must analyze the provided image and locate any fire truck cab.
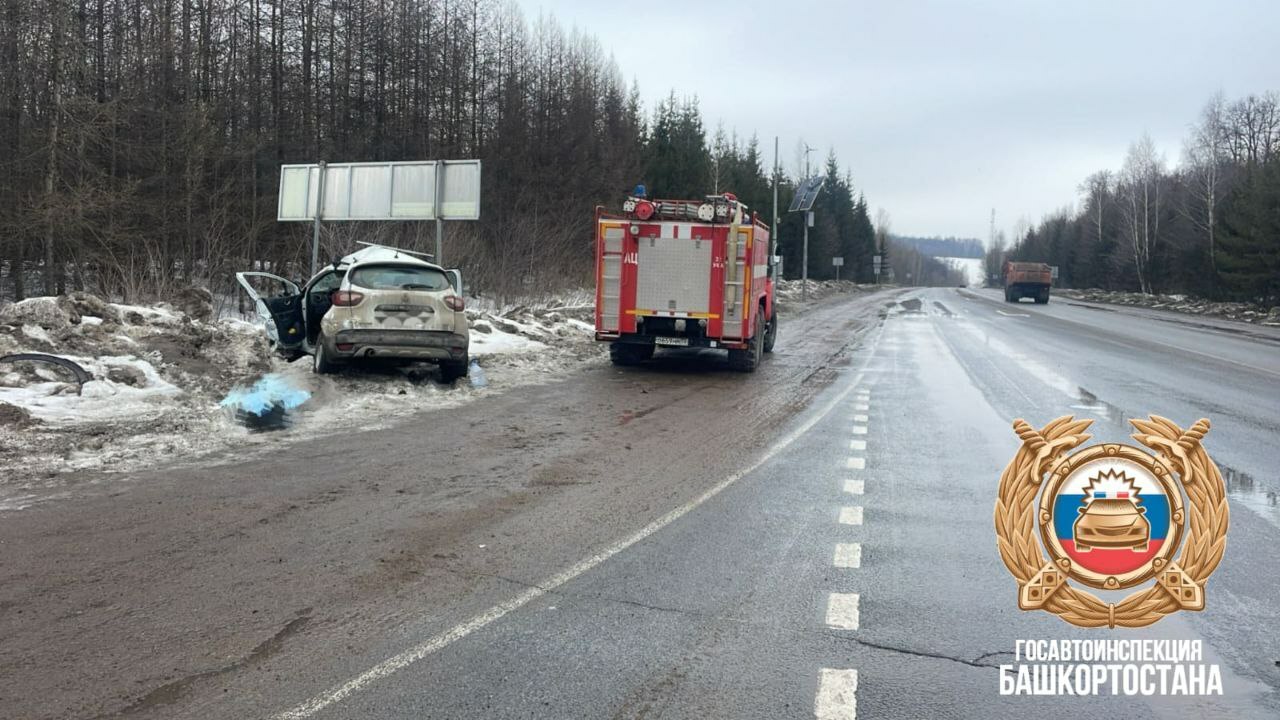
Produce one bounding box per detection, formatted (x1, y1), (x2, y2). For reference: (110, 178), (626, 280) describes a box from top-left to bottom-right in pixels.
(594, 191), (777, 372)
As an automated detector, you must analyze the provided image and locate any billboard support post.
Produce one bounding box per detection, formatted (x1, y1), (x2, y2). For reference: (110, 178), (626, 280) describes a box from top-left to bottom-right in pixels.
(310, 160), (327, 277)
(435, 161), (445, 263)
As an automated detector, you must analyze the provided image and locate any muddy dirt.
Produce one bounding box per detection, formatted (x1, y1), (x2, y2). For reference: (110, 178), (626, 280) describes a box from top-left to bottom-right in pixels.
(0, 288), (898, 720)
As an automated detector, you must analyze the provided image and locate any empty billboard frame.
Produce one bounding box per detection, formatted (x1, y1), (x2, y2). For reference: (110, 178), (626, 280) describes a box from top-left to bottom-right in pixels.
(277, 160), (481, 222)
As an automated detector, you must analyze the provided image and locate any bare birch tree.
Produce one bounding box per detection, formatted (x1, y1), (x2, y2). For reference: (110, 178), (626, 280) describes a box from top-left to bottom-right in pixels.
(1182, 93), (1230, 272)
(1119, 134), (1164, 293)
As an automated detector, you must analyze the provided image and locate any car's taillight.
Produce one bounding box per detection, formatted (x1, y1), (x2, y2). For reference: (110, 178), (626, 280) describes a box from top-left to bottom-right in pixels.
(331, 290), (364, 306)
(444, 295), (464, 311)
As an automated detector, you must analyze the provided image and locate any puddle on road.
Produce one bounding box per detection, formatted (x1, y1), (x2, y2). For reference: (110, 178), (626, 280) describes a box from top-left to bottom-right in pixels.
(1069, 387), (1279, 528)
(1222, 464), (1280, 529)
(946, 316), (1280, 532)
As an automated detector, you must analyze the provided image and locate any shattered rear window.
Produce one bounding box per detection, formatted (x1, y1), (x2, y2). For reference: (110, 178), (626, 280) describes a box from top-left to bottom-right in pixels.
(349, 265), (450, 291)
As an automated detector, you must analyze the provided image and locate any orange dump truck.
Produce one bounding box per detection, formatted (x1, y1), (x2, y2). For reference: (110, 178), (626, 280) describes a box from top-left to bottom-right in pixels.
(1003, 261), (1052, 304)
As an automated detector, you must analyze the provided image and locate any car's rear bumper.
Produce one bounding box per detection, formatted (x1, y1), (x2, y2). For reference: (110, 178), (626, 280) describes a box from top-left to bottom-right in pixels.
(329, 329), (468, 362)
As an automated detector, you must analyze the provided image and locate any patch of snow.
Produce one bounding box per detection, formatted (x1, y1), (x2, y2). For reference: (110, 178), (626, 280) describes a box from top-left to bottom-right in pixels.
(470, 327), (548, 355)
(21, 324), (53, 344)
(0, 354), (181, 424)
(110, 302), (178, 319)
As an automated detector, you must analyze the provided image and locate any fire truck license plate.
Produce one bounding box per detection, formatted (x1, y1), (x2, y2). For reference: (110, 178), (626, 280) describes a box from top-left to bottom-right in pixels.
(655, 337), (689, 347)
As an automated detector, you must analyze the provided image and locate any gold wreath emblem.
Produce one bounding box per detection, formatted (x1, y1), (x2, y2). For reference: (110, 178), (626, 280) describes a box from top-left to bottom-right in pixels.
(994, 415), (1229, 628)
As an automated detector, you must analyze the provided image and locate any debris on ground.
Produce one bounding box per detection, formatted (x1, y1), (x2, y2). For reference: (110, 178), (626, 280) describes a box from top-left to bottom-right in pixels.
(220, 374), (312, 431)
(1057, 288), (1280, 326)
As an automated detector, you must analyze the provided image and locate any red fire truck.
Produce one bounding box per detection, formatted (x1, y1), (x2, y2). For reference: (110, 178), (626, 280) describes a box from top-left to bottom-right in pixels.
(594, 191), (778, 371)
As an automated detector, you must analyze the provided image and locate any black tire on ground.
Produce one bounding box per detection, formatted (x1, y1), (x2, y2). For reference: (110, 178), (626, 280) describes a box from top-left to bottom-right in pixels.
(1006, 289), (1019, 303)
(609, 342), (653, 366)
(312, 335), (338, 374)
(1035, 290), (1050, 304)
(763, 306), (777, 353)
(728, 312), (764, 373)
(440, 357), (469, 383)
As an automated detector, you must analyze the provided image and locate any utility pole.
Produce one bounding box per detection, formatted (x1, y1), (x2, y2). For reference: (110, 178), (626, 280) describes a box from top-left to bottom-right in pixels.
(802, 143), (815, 301)
(771, 136), (779, 280)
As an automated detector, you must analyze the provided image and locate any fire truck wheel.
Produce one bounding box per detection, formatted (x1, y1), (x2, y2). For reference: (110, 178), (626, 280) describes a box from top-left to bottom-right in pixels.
(610, 342), (653, 366)
(729, 314), (763, 372)
(763, 308), (777, 353)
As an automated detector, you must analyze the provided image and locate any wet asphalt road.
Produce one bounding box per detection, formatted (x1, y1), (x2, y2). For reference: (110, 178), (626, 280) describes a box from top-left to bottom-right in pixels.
(3, 286), (1279, 719)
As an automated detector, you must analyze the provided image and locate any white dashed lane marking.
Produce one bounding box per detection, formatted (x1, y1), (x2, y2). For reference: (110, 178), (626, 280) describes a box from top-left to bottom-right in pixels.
(854, 402), (869, 411)
(271, 372), (874, 720)
(851, 425), (867, 435)
(833, 543), (862, 568)
(816, 668), (858, 720)
(839, 506), (863, 525)
(843, 479), (864, 495)
(852, 414), (869, 423)
(849, 440), (866, 451)
(846, 457), (865, 470)
(826, 592), (861, 630)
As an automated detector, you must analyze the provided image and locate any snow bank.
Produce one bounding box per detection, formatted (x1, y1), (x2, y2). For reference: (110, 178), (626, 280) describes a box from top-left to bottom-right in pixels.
(1058, 289), (1280, 326)
(0, 288), (605, 508)
(775, 279), (877, 306)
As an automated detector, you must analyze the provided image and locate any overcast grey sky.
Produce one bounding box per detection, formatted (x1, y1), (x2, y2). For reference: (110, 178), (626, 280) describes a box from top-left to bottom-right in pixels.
(532, 0), (1279, 242)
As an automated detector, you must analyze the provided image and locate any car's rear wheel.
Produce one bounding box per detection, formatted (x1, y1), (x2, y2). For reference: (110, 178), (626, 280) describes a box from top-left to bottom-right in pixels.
(440, 356), (469, 383)
(313, 335), (338, 374)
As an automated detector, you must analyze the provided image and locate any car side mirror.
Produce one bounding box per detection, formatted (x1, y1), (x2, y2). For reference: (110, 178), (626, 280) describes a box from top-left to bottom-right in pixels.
(448, 269), (463, 295)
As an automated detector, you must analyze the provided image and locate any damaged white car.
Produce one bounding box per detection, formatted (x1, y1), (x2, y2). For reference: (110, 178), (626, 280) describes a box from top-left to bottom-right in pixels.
(237, 244), (470, 381)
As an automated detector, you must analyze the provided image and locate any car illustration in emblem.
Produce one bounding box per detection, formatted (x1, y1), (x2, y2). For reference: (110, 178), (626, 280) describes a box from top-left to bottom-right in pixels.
(1074, 497), (1150, 552)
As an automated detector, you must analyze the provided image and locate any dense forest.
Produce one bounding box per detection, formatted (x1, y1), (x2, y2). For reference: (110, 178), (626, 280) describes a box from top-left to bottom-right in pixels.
(995, 91), (1280, 304)
(0, 0), (899, 304)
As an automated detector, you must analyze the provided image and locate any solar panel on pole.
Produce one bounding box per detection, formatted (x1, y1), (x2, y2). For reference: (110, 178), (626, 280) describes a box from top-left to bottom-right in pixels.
(789, 176), (825, 213)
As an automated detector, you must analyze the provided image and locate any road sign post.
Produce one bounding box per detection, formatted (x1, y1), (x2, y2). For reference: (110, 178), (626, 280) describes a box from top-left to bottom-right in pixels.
(833, 256), (844, 282)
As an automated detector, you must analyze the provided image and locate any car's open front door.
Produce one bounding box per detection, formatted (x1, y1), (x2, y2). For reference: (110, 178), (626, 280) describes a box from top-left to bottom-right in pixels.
(235, 272), (305, 354)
